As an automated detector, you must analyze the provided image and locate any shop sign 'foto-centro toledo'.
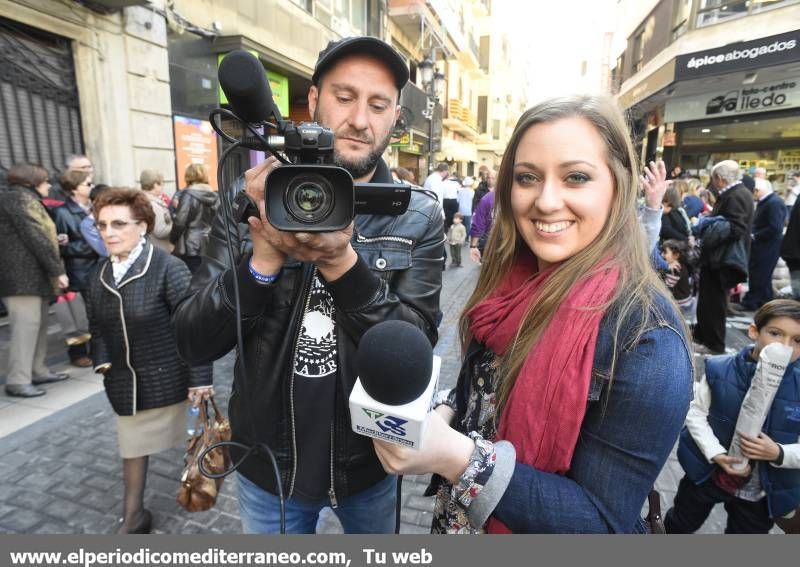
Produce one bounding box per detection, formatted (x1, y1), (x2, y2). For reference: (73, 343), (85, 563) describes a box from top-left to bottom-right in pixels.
(664, 78), (800, 123)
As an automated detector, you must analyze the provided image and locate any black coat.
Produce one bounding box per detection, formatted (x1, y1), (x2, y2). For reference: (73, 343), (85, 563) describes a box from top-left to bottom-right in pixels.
(172, 159), (444, 499)
(87, 243), (212, 416)
(782, 197), (800, 271)
(702, 183), (754, 264)
(53, 199), (100, 291)
(701, 219), (748, 287)
(0, 185), (64, 298)
(170, 185), (218, 257)
(751, 192), (785, 265)
(659, 208), (690, 242)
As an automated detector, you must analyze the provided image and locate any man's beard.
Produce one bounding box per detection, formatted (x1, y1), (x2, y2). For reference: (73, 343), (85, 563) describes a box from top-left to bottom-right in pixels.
(313, 109), (393, 179)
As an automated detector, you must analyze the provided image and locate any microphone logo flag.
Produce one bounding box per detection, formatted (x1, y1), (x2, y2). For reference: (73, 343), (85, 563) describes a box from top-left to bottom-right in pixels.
(362, 409), (383, 420)
(361, 409), (409, 437)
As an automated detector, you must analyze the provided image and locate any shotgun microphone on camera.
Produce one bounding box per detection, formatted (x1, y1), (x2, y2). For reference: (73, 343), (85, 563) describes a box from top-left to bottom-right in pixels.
(218, 49), (279, 124)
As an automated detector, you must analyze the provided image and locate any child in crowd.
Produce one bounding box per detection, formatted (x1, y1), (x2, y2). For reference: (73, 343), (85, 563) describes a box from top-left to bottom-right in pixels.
(697, 188), (715, 214)
(447, 212), (467, 267)
(660, 239), (693, 320)
(665, 299), (800, 533)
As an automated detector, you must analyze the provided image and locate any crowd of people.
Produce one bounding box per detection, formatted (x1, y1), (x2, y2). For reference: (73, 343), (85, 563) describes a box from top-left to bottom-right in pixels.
(653, 163), (800, 357)
(0, 159), (219, 532)
(1, 33), (799, 535)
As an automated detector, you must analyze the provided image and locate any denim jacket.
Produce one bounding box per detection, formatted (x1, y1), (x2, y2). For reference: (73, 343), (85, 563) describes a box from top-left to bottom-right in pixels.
(452, 290), (693, 533)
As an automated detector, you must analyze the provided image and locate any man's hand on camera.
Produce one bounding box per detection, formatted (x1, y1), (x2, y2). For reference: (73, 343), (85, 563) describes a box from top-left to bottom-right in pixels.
(245, 157), (358, 282)
(285, 228), (358, 282)
(245, 157), (287, 276)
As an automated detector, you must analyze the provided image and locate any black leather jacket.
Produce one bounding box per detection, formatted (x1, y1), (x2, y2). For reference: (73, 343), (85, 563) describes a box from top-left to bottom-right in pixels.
(170, 184), (219, 257)
(173, 159), (444, 500)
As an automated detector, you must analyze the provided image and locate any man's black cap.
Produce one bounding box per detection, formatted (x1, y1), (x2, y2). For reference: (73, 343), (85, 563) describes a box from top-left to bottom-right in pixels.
(312, 36), (409, 92)
(742, 174), (755, 192)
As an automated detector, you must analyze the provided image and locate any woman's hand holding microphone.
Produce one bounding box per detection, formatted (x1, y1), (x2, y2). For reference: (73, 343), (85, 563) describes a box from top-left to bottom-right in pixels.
(372, 406), (474, 484)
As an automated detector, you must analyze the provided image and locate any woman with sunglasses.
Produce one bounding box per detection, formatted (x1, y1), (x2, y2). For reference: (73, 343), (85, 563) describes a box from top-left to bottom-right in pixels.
(85, 187), (213, 533)
(52, 169), (101, 367)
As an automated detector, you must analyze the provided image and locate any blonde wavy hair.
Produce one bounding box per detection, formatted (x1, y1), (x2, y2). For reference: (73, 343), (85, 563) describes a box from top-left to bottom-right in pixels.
(184, 163), (209, 186)
(460, 95), (676, 412)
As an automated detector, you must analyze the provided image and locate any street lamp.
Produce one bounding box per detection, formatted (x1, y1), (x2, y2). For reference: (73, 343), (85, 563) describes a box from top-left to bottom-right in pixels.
(419, 56), (434, 90)
(420, 56), (444, 173)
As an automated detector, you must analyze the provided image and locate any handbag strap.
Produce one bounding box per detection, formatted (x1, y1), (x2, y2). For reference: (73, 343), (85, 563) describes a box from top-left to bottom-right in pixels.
(647, 489), (666, 534)
(208, 395), (226, 426)
(199, 399), (213, 445)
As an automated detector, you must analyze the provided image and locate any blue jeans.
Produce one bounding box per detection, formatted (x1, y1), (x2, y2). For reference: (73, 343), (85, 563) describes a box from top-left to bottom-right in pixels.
(237, 473), (397, 534)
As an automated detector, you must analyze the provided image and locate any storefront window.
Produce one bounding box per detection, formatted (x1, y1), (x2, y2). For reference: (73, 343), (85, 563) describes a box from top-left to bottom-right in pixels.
(678, 113), (800, 192)
(696, 0), (751, 27)
(680, 114), (800, 148)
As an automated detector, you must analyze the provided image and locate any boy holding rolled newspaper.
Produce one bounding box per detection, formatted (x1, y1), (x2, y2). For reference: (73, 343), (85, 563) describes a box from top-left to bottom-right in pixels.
(665, 300), (800, 533)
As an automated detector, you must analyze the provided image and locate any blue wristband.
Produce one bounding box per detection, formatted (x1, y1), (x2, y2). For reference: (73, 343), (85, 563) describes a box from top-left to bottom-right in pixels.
(248, 260), (282, 285)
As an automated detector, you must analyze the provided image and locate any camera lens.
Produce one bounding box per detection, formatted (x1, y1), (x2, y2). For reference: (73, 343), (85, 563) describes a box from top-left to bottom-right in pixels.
(285, 174), (334, 224)
(295, 183), (325, 212)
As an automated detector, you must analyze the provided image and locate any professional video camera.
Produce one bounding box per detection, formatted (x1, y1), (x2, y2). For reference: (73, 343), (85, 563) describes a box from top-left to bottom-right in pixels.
(214, 50), (410, 232)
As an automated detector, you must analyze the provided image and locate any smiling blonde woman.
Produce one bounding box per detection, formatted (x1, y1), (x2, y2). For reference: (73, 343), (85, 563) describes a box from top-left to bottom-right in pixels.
(372, 95), (694, 533)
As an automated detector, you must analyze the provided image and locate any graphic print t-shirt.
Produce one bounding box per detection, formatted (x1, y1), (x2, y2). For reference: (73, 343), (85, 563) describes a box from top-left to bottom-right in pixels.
(292, 274), (338, 501)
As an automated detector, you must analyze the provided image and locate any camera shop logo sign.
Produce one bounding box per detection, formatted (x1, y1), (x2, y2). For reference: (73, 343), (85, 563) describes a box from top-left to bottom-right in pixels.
(664, 78), (800, 123)
(705, 80), (797, 117)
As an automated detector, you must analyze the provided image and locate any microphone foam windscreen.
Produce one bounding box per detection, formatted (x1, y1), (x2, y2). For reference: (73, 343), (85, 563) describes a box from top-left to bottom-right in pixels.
(218, 50), (275, 124)
(356, 320), (433, 406)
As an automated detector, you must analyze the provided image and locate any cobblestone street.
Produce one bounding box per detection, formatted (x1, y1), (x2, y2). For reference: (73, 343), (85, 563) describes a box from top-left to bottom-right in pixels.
(0, 255), (778, 534)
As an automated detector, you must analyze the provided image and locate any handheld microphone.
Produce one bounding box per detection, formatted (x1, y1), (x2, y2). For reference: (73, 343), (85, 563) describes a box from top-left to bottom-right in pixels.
(218, 49), (278, 124)
(349, 320), (440, 450)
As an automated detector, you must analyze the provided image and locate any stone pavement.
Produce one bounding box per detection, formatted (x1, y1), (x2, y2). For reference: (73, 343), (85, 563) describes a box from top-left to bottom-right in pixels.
(0, 258), (781, 534)
(0, 309), (104, 439)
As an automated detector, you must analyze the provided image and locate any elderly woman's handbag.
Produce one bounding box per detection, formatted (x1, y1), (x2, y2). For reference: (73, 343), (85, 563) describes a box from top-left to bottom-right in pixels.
(176, 397), (231, 512)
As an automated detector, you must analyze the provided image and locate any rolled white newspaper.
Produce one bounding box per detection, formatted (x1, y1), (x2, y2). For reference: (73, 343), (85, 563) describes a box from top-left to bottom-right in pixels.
(728, 342), (793, 471)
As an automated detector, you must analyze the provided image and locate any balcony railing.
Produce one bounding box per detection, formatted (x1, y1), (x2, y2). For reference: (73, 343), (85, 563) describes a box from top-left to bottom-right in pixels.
(446, 98), (479, 133)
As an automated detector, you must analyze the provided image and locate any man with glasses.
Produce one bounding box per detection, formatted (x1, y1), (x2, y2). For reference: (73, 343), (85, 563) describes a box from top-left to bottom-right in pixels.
(49, 154), (95, 203)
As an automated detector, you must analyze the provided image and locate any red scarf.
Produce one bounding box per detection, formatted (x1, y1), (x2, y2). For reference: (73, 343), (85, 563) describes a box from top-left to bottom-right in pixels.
(468, 250), (619, 533)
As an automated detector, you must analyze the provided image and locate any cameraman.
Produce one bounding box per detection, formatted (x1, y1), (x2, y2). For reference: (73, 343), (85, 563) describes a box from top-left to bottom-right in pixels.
(173, 37), (444, 534)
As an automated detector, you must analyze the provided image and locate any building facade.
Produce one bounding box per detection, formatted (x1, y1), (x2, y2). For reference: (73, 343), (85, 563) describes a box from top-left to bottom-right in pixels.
(388, 0), (524, 179)
(1, 0), (526, 191)
(613, 0), (800, 191)
(474, 1), (528, 171)
(0, 0), (175, 191)
(385, 0), (445, 182)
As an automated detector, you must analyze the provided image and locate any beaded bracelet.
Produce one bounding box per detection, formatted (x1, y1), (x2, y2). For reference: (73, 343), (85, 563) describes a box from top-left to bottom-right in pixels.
(248, 260), (282, 285)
